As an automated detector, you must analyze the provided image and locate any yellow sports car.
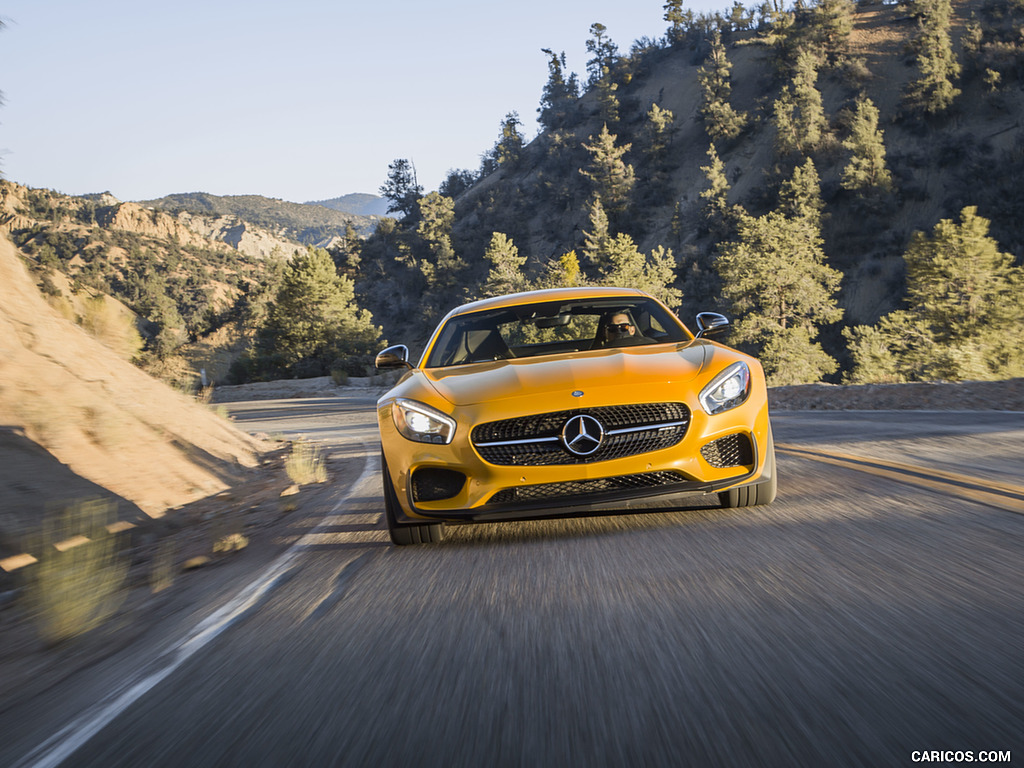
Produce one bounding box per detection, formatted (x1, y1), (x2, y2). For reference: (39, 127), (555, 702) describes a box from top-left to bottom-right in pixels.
(375, 287), (776, 545)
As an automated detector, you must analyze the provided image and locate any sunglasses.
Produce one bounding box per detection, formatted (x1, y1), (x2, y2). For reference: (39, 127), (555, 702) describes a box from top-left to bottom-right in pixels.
(609, 323), (633, 332)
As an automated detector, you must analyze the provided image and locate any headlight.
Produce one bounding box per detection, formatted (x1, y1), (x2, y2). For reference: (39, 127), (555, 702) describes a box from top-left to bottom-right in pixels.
(699, 362), (751, 415)
(392, 398), (457, 444)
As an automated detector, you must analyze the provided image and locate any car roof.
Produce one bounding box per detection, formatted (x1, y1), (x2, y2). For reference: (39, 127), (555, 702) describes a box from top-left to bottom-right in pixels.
(448, 287), (649, 317)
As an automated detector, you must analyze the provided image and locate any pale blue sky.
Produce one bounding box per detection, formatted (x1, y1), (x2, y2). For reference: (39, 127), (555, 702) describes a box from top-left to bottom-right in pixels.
(0, 0), (723, 203)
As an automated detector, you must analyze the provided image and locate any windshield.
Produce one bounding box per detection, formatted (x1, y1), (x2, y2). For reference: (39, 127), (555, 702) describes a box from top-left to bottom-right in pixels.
(424, 297), (691, 368)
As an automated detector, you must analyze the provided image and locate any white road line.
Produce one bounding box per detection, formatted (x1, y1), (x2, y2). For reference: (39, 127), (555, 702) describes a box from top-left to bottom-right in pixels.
(14, 447), (379, 768)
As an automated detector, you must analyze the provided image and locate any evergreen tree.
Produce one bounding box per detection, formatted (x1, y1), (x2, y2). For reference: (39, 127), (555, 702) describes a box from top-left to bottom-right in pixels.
(699, 143), (736, 238)
(779, 157), (825, 228)
(416, 192), (467, 326)
(585, 23), (619, 86)
(482, 232), (529, 297)
(905, 207), (1022, 345)
(595, 67), (621, 127)
(841, 97), (893, 195)
(581, 197), (614, 274)
(903, 0), (961, 116)
(845, 207), (1024, 381)
(538, 49), (580, 131)
(602, 239), (682, 309)
(643, 103), (675, 162)
(791, 50), (828, 151)
(580, 125), (635, 217)
(259, 247), (382, 375)
(698, 31), (748, 143)
(771, 90), (800, 157)
(494, 112), (524, 168)
(416, 192), (464, 290)
(810, 0), (855, 66)
(379, 159), (423, 219)
(716, 210), (843, 384)
(538, 250), (584, 289)
(664, 0), (694, 44)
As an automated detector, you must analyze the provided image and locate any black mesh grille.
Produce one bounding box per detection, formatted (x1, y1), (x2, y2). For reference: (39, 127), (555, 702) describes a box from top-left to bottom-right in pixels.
(700, 433), (754, 468)
(411, 468), (466, 502)
(488, 471), (687, 505)
(472, 403), (690, 466)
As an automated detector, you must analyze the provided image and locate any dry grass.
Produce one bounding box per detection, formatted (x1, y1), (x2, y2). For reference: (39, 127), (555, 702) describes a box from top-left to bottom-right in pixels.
(284, 439), (327, 485)
(26, 499), (128, 645)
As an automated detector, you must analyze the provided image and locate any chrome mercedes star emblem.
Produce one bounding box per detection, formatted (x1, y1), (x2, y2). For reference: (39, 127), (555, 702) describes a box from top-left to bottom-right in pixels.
(561, 414), (605, 456)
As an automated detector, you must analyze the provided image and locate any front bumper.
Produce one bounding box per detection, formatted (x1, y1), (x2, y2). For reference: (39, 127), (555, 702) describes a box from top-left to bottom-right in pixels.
(379, 393), (772, 525)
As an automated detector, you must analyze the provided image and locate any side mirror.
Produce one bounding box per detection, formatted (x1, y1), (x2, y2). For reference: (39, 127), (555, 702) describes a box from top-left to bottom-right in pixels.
(375, 344), (413, 370)
(695, 312), (729, 339)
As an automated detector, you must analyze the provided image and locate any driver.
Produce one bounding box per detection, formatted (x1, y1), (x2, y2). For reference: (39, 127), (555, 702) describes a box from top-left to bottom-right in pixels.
(596, 311), (648, 348)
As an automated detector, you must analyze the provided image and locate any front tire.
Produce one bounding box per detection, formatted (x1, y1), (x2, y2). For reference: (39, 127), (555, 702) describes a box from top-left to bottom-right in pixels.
(381, 453), (444, 545)
(718, 424), (777, 508)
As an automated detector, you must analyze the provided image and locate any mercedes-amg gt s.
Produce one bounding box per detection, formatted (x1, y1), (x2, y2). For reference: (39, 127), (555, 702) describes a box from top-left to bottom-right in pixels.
(375, 287), (776, 545)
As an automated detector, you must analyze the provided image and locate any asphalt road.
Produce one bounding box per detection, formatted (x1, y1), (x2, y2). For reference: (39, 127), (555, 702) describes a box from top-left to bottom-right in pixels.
(14, 397), (1024, 767)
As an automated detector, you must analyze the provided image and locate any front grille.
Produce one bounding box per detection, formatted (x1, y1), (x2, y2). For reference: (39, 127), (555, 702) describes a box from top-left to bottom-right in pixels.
(472, 403), (690, 466)
(488, 471), (687, 505)
(411, 468), (466, 502)
(700, 433), (754, 468)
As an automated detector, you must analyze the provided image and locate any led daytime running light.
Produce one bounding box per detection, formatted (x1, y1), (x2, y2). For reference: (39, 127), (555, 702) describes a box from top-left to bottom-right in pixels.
(393, 398), (456, 445)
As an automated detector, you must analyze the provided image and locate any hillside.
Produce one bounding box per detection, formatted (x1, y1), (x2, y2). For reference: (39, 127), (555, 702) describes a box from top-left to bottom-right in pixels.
(354, 0), (1024, 374)
(141, 191), (380, 247)
(0, 234), (262, 563)
(458, 0), (1021, 318)
(306, 193), (390, 217)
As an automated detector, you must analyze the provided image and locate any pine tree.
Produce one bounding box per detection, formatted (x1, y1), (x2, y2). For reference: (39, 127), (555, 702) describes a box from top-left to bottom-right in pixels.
(581, 197), (614, 274)
(841, 97), (893, 195)
(810, 0), (855, 66)
(698, 31), (748, 143)
(494, 112), (524, 168)
(585, 23), (619, 86)
(416, 192), (464, 294)
(903, 0), (961, 116)
(905, 207), (1022, 345)
(603, 240), (682, 309)
(791, 50), (828, 151)
(643, 103), (675, 161)
(779, 157), (825, 228)
(664, 0), (694, 44)
(379, 159), (423, 219)
(771, 91), (800, 157)
(538, 250), (584, 289)
(482, 232), (529, 297)
(845, 207), (1024, 382)
(580, 125), (635, 216)
(699, 143), (736, 238)
(595, 66), (621, 127)
(716, 210), (843, 384)
(259, 247), (382, 374)
(538, 49), (580, 131)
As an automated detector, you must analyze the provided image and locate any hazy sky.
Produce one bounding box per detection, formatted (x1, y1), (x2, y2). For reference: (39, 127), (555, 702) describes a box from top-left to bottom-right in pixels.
(1, 0), (723, 203)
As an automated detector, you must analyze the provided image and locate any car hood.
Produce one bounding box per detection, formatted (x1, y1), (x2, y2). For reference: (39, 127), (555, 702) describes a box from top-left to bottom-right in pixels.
(422, 343), (708, 408)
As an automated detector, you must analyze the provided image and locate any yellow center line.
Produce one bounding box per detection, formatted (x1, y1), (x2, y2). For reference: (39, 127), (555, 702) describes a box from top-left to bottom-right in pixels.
(776, 442), (1024, 515)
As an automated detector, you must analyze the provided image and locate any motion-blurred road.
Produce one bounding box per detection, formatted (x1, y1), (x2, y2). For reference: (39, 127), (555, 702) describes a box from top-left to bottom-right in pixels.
(13, 396), (1024, 767)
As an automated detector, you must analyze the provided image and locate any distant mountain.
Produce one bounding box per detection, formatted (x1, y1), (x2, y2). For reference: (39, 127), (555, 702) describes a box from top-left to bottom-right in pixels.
(305, 193), (390, 217)
(139, 191), (379, 246)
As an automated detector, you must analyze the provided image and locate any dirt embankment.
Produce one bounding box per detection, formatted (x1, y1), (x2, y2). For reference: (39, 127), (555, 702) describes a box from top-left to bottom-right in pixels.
(0, 236), (263, 559)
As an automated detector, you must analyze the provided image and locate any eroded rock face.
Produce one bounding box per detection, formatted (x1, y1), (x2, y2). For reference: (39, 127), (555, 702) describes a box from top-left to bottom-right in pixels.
(98, 202), (302, 260)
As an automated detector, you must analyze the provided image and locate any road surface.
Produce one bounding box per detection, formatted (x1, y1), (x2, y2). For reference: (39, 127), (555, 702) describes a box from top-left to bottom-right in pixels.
(7, 395), (1023, 768)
